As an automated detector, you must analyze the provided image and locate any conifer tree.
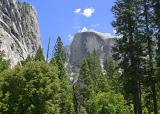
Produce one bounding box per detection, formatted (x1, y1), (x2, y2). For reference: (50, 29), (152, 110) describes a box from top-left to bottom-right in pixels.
(52, 36), (74, 114)
(75, 58), (94, 113)
(104, 57), (117, 77)
(54, 36), (65, 63)
(52, 36), (66, 79)
(86, 51), (108, 92)
(141, 0), (158, 113)
(153, 0), (160, 113)
(112, 0), (144, 113)
(75, 52), (108, 113)
(34, 47), (45, 61)
(104, 58), (122, 93)
(154, 0), (160, 87)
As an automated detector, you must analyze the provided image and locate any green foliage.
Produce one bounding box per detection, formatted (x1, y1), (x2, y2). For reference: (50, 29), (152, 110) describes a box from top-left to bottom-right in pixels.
(158, 90), (160, 113)
(54, 36), (65, 63)
(0, 1), (159, 113)
(143, 89), (154, 113)
(51, 36), (74, 114)
(57, 58), (74, 114)
(0, 51), (9, 72)
(112, 0), (147, 113)
(59, 78), (74, 114)
(0, 61), (60, 114)
(88, 92), (132, 114)
(75, 52), (110, 113)
(155, 0), (160, 113)
(56, 57), (66, 80)
(112, 0), (160, 113)
(104, 57), (122, 93)
(34, 47), (45, 61)
(85, 52), (109, 92)
(21, 55), (32, 65)
(76, 59), (94, 108)
(104, 57), (117, 77)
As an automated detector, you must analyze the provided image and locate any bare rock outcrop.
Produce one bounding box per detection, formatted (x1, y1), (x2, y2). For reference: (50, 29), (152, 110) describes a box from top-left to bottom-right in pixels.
(65, 31), (116, 71)
(0, 0), (41, 66)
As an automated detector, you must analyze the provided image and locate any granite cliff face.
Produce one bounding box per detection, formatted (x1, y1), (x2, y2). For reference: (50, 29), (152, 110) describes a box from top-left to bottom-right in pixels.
(0, 0), (41, 66)
(65, 31), (116, 71)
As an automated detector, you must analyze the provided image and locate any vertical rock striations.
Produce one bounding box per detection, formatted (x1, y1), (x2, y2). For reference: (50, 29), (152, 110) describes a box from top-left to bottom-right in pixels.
(0, 0), (41, 66)
(65, 31), (116, 71)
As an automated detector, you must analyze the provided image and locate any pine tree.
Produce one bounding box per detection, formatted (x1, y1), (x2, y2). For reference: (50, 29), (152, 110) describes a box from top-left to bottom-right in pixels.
(104, 58), (122, 93)
(112, 0), (144, 113)
(104, 57), (117, 77)
(75, 58), (94, 113)
(86, 51), (108, 93)
(52, 36), (68, 79)
(153, 0), (160, 113)
(153, 0), (160, 88)
(141, 0), (158, 113)
(57, 57), (74, 114)
(34, 47), (45, 61)
(52, 36), (74, 114)
(54, 36), (65, 63)
(75, 52), (109, 113)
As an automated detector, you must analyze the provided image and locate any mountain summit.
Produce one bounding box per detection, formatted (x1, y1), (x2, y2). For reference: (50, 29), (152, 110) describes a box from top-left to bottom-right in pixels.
(65, 31), (116, 71)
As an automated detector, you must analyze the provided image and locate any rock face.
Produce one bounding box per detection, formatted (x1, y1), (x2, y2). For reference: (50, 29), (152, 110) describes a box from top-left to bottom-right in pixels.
(0, 0), (41, 66)
(65, 31), (116, 71)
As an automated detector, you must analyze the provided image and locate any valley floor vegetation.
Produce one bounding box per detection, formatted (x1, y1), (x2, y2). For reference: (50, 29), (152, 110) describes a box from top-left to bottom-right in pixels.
(0, 37), (132, 114)
(0, 0), (160, 114)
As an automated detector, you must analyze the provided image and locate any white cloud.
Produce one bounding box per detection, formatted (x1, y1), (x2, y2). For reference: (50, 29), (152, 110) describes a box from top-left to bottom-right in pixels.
(68, 34), (74, 41)
(113, 30), (116, 35)
(74, 7), (95, 18)
(74, 8), (81, 14)
(82, 8), (95, 17)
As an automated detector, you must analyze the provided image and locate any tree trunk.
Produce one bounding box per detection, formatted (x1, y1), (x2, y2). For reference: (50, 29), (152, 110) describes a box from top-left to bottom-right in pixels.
(138, 81), (142, 114)
(151, 82), (158, 114)
(133, 95), (138, 114)
(133, 82), (142, 114)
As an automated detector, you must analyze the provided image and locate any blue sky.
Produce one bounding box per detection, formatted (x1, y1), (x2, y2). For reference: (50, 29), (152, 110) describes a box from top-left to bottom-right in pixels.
(19, 0), (116, 54)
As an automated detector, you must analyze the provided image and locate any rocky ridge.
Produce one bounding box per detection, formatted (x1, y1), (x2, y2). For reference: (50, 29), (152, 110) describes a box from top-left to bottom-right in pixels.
(65, 30), (116, 72)
(0, 0), (41, 66)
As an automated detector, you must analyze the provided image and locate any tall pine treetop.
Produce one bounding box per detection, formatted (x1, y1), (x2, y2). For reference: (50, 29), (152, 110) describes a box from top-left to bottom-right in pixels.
(34, 47), (45, 61)
(54, 36), (65, 63)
